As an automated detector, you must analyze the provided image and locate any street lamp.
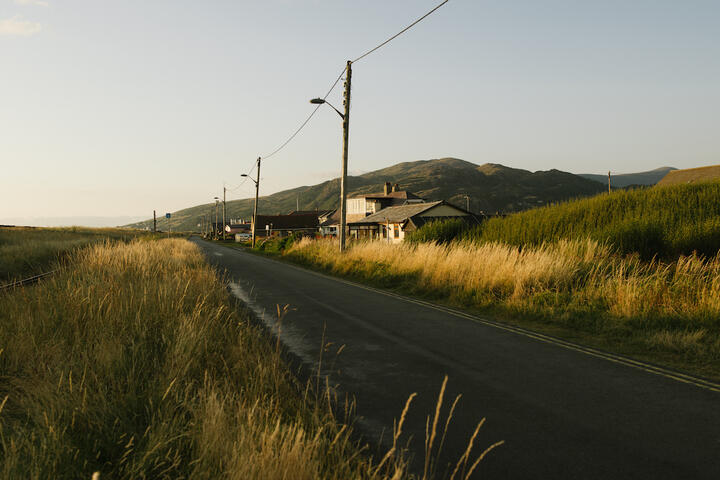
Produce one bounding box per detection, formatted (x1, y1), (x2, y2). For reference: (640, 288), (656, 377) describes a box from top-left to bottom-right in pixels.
(241, 157), (262, 248)
(310, 60), (352, 252)
(310, 98), (344, 119)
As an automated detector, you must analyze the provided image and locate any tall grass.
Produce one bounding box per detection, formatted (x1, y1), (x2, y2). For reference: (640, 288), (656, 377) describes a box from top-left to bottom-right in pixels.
(0, 239), (413, 479)
(473, 181), (720, 259)
(0, 227), (146, 283)
(285, 238), (720, 377)
(1, 238), (500, 479)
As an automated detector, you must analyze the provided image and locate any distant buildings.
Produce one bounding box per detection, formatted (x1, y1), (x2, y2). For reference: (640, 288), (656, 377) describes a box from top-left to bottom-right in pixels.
(238, 181), (488, 243)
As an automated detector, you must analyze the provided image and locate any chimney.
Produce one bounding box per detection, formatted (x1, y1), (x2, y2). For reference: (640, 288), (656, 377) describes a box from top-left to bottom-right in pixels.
(392, 183), (399, 193)
(384, 182), (392, 195)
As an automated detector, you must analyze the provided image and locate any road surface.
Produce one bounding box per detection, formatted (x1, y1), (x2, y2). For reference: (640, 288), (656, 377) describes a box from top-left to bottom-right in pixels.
(192, 238), (720, 479)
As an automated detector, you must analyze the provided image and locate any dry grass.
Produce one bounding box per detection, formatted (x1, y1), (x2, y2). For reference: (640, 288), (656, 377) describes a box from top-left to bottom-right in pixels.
(0, 238), (501, 479)
(0, 239), (406, 479)
(0, 226), (147, 283)
(285, 238), (720, 374)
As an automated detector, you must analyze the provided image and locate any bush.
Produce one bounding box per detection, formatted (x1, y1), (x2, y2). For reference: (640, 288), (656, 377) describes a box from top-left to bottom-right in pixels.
(406, 219), (478, 245)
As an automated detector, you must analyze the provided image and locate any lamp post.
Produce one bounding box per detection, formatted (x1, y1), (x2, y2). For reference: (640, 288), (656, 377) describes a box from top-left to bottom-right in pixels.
(310, 60), (352, 252)
(241, 157), (261, 248)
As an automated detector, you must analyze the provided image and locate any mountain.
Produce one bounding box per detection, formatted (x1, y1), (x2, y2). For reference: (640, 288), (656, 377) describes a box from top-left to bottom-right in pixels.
(126, 158), (607, 232)
(578, 167), (677, 188)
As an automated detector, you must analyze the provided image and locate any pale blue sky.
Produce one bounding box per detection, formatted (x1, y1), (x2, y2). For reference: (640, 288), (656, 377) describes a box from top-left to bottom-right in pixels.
(2, 0), (719, 222)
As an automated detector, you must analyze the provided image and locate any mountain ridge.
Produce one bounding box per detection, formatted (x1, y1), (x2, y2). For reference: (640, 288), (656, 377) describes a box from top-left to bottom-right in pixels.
(127, 158), (613, 231)
(578, 167), (677, 187)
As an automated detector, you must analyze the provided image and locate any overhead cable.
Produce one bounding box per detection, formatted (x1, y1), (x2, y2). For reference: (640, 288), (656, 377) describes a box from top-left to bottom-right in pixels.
(249, 0), (449, 166)
(352, 0), (449, 63)
(259, 66), (347, 161)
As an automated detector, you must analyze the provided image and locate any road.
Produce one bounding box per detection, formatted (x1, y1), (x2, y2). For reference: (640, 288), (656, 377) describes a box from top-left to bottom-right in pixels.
(192, 238), (720, 479)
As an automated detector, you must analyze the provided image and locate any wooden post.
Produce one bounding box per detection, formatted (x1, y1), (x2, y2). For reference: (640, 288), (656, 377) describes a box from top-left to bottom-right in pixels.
(252, 157), (261, 248)
(339, 60), (352, 252)
(608, 171), (612, 194)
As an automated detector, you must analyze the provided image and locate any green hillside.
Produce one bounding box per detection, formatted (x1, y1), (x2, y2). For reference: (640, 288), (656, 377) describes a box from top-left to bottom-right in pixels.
(474, 180), (720, 259)
(127, 158), (606, 232)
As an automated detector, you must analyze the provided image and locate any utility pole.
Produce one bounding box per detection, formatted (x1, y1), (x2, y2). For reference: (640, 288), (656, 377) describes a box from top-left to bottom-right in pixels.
(463, 195), (470, 212)
(339, 60), (352, 252)
(153, 210), (157, 233)
(608, 171), (612, 194)
(214, 200), (219, 240)
(222, 186), (227, 241)
(296, 195), (299, 212)
(252, 157), (261, 248)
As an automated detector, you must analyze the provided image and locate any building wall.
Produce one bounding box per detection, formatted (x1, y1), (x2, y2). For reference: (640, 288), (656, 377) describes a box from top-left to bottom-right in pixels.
(347, 198), (367, 215)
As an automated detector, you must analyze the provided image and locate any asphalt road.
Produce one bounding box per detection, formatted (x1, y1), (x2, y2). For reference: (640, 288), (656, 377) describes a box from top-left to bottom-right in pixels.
(192, 238), (720, 479)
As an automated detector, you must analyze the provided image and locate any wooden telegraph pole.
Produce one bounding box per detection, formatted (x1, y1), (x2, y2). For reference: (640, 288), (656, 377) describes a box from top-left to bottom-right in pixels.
(608, 171), (612, 194)
(214, 200), (219, 240)
(222, 186), (227, 241)
(251, 157), (261, 248)
(339, 60), (352, 252)
(153, 210), (157, 233)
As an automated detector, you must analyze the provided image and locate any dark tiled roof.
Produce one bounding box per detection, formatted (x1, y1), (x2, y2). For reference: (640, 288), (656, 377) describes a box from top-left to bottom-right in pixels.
(287, 209), (336, 217)
(360, 190), (423, 200)
(349, 201), (446, 225)
(254, 214), (318, 229)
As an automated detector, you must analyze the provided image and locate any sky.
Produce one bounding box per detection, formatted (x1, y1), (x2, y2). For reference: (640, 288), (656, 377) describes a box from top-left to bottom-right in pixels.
(2, 0), (719, 225)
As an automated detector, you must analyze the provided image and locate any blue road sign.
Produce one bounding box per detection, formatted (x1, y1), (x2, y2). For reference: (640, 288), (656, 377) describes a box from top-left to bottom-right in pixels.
(165, 213), (171, 219)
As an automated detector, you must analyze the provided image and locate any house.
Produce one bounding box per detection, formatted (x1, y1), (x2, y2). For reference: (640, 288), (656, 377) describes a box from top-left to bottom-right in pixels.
(287, 209), (336, 224)
(225, 223), (251, 235)
(321, 182), (425, 236)
(348, 201), (477, 243)
(656, 164), (720, 187)
(347, 182), (425, 222)
(251, 213), (318, 238)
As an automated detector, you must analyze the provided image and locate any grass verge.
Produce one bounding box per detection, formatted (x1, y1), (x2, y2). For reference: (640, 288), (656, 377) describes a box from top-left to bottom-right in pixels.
(1, 238), (423, 479)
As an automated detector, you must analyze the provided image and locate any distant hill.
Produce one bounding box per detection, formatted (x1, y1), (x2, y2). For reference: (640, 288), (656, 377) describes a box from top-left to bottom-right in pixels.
(578, 167), (677, 188)
(656, 164), (720, 187)
(126, 158), (607, 232)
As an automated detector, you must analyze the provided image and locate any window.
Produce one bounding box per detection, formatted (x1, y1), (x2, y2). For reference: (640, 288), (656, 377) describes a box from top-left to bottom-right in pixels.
(393, 224), (399, 238)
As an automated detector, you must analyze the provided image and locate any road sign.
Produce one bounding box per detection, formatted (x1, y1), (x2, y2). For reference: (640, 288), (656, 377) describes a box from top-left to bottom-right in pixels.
(165, 213), (171, 219)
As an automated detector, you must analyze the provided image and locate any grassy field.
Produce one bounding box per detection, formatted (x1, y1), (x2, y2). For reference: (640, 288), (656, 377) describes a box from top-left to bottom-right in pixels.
(280, 238), (720, 380)
(470, 180), (720, 260)
(0, 227), (147, 283)
(0, 238), (499, 479)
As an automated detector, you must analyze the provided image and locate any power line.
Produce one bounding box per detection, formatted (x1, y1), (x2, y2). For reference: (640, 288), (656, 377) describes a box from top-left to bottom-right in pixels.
(352, 0), (450, 63)
(246, 1), (449, 167)
(259, 66), (347, 161)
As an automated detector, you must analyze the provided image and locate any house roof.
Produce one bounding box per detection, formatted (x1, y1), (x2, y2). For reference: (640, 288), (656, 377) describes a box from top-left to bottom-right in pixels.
(254, 214), (318, 229)
(357, 190), (424, 201)
(287, 209), (336, 217)
(349, 201), (447, 225)
(656, 165), (720, 187)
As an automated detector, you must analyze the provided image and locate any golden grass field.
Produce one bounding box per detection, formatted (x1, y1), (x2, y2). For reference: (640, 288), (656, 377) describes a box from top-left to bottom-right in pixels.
(284, 238), (720, 379)
(0, 237), (499, 479)
(0, 227), (145, 283)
